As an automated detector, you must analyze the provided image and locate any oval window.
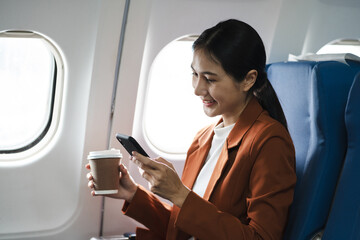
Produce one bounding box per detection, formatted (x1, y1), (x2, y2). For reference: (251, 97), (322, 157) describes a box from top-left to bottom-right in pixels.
(143, 36), (218, 155)
(317, 39), (360, 57)
(0, 31), (63, 155)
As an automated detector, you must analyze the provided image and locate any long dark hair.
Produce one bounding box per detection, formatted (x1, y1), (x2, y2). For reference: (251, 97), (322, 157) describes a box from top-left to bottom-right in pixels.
(193, 19), (288, 130)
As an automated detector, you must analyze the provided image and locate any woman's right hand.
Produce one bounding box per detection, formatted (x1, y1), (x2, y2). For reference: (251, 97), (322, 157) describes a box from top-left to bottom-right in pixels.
(85, 163), (138, 202)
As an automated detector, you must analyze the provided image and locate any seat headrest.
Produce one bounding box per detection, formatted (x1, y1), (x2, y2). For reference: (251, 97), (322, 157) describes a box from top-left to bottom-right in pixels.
(288, 53), (360, 65)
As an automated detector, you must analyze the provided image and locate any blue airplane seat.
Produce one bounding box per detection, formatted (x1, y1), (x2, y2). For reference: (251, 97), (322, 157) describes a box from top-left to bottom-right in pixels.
(266, 60), (360, 240)
(322, 73), (360, 240)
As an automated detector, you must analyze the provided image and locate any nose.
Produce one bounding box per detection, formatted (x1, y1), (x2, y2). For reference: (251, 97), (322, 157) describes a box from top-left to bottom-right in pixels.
(193, 76), (207, 97)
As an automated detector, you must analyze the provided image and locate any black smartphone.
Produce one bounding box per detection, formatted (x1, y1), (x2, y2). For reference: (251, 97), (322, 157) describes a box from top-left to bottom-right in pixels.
(116, 133), (149, 157)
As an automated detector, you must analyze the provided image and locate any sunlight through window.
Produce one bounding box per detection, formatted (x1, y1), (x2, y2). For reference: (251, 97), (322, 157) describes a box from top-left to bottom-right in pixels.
(0, 35), (56, 153)
(144, 36), (218, 155)
(317, 39), (360, 57)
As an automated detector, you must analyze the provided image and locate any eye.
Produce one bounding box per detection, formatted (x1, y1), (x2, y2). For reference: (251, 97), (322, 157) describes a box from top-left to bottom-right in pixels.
(192, 72), (198, 77)
(205, 77), (215, 83)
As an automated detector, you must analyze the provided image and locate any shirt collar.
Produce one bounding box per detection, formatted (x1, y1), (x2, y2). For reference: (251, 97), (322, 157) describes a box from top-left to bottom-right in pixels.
(198, 97), (264, 149)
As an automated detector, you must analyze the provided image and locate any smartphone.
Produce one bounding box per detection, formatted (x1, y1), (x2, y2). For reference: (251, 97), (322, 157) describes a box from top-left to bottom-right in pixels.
(116, 133), (149, 157)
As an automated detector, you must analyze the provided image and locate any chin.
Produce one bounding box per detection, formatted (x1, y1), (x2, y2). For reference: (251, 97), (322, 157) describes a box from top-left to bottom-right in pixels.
(203, 110), (219, 118)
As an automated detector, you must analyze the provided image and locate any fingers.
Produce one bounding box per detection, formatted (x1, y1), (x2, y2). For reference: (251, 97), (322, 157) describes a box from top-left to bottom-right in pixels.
(86, 172), (93, 180)
(119, 163), (129, 173)
(128, 154), (156, 184)
(129, 153), (177, 193)
(141, 170), (155, 185)
(86, 163), (112, 197)
(131, 153), (174, 173)
(132, 152), (158, 169)
(87, 179), (94, 188)
(119, 164), (130, 179)
(86, 165), (96, 196)
(130, 153), (171, 181)
(87, 178), (97, 196)
(153, 157), (168, 165)
(154, 157), (175, 171)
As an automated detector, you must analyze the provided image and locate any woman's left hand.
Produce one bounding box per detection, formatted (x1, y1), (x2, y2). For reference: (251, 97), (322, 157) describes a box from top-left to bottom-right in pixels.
(131, 152), (190, 208)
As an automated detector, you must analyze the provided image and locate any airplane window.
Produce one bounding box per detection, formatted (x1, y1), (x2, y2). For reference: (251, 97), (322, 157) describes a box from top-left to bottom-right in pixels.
(144, 36), (218, 155)
(0, 31), (61, 155)
(317, 39), (360, 57)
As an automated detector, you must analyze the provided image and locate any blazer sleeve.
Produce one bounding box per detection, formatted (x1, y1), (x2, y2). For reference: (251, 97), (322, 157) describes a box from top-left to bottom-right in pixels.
(247, 128), (296, 239)
(175, 125), (296, 240)
(121, 125), (212, 239)
(122, 185), (172, 239)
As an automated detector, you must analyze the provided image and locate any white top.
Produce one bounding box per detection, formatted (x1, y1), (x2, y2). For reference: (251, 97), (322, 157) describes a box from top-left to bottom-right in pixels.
(191, 122), (235, 198)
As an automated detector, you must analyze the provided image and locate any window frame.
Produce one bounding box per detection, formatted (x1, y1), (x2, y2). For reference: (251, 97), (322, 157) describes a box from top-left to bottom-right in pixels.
(0, 30), (64, 159)
(317, 38), (360, 57)
(142, 35), (219, 156)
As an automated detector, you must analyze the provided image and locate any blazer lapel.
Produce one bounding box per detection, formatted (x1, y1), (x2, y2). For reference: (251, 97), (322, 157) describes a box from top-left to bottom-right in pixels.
(202, 142), (229, 200)
(202, 98), (264, 200)
(182, 123), (215, 189)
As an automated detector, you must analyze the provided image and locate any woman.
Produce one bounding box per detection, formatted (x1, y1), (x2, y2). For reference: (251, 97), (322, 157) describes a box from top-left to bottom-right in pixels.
(86, 19), (296, 240)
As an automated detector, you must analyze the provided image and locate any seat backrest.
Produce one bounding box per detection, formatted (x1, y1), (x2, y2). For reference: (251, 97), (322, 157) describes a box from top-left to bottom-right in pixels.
(266, 60), (360, 240)
(322, 73), (360, 240)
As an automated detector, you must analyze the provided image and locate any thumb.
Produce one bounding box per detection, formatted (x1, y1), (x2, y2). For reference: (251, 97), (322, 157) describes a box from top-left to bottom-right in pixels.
(119, 164), (129, 176)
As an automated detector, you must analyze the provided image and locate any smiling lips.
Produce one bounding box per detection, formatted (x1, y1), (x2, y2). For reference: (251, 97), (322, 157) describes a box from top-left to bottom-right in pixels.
(202, 99), (216, 107)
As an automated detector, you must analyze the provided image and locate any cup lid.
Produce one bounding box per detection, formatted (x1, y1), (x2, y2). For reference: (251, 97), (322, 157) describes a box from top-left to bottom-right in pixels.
(87, 149), (122, 159)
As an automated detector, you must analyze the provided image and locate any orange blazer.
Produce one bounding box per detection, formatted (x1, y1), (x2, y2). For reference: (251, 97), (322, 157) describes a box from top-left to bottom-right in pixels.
(122, 98), (296, 240)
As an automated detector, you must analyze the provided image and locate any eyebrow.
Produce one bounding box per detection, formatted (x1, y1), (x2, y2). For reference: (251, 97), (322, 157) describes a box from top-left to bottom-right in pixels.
(191, 65), (218, 76)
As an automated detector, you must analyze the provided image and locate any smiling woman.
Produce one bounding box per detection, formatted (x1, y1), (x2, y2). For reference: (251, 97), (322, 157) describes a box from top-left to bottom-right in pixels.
(191, 48), (256, 127)
(87, 19), (296, 240)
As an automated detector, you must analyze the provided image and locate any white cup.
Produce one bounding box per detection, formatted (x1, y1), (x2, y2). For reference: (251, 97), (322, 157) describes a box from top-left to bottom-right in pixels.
(87, 149), (122, 195)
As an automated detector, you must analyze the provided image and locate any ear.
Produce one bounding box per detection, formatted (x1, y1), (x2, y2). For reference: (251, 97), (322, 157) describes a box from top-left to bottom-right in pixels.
(243, 70), (257, 92)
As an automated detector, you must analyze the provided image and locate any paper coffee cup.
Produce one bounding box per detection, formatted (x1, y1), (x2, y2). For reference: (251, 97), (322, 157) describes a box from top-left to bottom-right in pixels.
(87, 149), (122, 195)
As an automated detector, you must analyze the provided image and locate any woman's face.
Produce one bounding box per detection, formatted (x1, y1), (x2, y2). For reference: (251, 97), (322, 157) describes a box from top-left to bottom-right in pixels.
(191, 49), (251, 126)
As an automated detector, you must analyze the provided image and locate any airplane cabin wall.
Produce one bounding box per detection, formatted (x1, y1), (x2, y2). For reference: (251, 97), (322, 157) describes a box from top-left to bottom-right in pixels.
(269, 0), (360, 62)
(302, 0), (360, 54)
(0, 0), (126, 239)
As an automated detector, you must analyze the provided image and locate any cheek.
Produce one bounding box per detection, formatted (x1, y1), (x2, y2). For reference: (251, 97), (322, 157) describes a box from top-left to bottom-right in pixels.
(208, 86), (224, 101)
(212, 87), (241, 105)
